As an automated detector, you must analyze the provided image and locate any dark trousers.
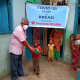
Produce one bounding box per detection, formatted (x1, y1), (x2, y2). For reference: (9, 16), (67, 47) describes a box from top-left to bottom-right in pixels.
(33, 58), (40, 75)
(10, 53), (24, 80)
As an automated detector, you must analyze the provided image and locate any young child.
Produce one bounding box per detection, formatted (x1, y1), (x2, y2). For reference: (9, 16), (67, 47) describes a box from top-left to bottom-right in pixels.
(46, 38), (54, 63)
(70, 34), (76, 54)
(70, 34), (79, 71)
(32, 39), (42, 78)
(75, 34), (80, 45)
(75, 34), (80, 67)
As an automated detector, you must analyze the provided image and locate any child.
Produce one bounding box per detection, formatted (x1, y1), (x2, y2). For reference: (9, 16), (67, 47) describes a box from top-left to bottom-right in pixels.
(46, 38), (54, 63)
(32, 39), (42, 78)
(70, 34), (79, 71)
(70, 34), (76, 54)
(75, 34), (80, 45)
(75, 34), (80, 67)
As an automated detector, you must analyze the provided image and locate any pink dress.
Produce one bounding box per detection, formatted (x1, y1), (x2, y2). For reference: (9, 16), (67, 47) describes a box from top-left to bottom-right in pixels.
(70, 41), (79, 70)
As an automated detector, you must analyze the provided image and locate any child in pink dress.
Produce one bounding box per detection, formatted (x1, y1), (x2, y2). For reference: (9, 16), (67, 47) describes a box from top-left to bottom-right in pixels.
(70, 34), (79, 71)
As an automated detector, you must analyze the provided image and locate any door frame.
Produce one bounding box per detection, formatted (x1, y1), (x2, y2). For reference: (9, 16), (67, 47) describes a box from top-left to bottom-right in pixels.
(25, 2), (33, 62)
(73, 5), (80, 35)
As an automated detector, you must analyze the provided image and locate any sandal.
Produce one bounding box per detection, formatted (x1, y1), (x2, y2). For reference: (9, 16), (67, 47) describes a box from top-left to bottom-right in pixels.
(24, 73), (29, 76)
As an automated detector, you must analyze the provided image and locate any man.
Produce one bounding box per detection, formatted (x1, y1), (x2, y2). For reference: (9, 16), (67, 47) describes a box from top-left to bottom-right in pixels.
(50, 28), (63, 63)
(9, 18), (34, 80)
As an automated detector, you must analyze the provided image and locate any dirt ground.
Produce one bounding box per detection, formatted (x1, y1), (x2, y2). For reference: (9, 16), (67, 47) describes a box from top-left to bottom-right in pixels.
(2, 55), (78, 80)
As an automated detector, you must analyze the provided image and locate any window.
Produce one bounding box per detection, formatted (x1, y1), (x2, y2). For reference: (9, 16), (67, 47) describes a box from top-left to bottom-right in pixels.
(0, 0), (13, 34)
(41, 0), (68, 6)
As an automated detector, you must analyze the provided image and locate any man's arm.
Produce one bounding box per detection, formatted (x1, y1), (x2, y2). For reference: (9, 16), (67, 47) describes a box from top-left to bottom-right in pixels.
(22, 40), (34, 54)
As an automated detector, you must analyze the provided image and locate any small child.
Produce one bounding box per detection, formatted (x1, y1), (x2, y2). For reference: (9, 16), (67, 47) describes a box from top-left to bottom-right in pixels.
(70, 34), (76, 54)
(75, 34), (80, 68)
(70, 34), (79, 71)
(75, 34), (80, 45)
(46, 38), (54, 63)
(32, 39), (42, 78)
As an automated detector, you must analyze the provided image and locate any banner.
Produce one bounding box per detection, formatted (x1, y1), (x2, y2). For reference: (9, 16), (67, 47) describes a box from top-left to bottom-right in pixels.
(26, 4), (69, 28)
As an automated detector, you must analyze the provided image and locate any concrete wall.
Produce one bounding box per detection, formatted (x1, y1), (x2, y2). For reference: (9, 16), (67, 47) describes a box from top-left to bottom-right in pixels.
(0, 0), (41, 79)
(64, 0), (76, 63)
(0, 35), (11, 80)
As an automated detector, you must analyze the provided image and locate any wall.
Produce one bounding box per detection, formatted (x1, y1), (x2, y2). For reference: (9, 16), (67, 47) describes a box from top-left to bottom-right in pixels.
(0, 35), (11, 80)
(0, 0), (41, 79)
(64, 0), (76, 63)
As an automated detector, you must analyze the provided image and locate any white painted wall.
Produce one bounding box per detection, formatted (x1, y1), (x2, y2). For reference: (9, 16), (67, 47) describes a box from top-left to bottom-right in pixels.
(64, 0), (76, 63)
(68, 0), (76, 3)
(13, 0), (27, 29)
(0, 34), (11, 79)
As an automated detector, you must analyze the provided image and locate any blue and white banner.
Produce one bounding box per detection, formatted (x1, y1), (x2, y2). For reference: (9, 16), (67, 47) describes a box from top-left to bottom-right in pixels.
(26, 4), (69, 28)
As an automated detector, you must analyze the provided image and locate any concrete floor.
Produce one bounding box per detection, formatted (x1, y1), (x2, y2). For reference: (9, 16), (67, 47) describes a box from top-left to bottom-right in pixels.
(2, 55), (78, 80)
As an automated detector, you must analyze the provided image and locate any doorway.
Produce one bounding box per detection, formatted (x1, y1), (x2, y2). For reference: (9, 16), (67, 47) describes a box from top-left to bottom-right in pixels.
(47, 28), (64, 60)
(77, 8), (80, 34)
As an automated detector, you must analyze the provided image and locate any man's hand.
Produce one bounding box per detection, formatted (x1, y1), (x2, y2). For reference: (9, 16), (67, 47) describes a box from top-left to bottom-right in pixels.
(30, 48), (35, 54)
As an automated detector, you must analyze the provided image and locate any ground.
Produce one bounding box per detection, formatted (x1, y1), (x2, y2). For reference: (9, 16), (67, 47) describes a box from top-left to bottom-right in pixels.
(3, 55), (78, 80)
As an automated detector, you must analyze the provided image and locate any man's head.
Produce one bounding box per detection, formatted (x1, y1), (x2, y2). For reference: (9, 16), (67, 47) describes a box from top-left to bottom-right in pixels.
(21, 18), (29, 30)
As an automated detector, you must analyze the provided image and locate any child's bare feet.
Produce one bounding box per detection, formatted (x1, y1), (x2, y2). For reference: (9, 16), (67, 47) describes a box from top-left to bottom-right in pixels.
(57, 60), (59, 63)
(33, 71), (36, 75)
(71, 68), (74, 71)
(48, 61), (50, 63)
(71, 68), (79, 71)
(37, 75), (41, 79)
(53, 61), (55, 63)
(76, 69), (79, 71)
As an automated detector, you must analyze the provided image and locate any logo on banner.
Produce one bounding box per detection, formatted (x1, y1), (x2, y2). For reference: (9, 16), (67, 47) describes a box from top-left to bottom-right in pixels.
(31, 21), (35, 25)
